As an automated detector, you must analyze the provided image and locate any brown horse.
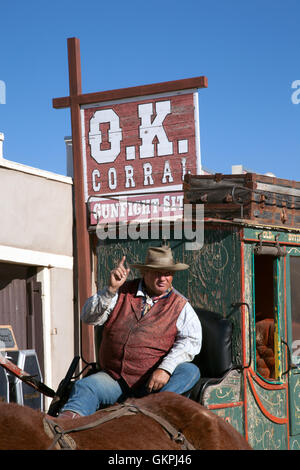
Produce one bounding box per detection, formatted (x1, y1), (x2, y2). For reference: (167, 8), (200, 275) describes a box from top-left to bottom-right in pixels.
(0, 392), (251, 450)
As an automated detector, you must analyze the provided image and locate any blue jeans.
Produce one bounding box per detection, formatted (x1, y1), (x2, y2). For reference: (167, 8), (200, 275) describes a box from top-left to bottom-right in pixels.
(61, 362), (200, 416)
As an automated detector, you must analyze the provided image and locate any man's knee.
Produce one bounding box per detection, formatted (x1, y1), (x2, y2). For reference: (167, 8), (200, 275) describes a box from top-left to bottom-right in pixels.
(160, 362), (200, 395)
(173, 362), (201, 379)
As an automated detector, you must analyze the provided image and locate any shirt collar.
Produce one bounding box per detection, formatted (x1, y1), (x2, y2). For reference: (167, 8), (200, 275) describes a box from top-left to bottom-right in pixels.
(136, 279), (173, 300)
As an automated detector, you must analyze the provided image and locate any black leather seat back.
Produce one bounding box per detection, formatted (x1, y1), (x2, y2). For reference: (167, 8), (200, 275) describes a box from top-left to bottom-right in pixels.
(193, 308), (233, 378)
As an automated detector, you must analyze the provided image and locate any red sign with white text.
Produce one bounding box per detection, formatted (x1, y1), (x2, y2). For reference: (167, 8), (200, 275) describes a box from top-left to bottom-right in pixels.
(81, 90), (201, 224)
(89, 193), (184, 225)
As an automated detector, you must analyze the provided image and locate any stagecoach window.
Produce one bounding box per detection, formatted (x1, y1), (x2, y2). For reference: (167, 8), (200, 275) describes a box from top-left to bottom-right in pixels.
(289, 257), (300, 366)
(254, 255), (277, 380)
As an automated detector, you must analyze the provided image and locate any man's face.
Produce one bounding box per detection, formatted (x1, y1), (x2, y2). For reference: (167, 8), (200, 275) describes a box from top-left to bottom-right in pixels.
(143, 270), (174, 297)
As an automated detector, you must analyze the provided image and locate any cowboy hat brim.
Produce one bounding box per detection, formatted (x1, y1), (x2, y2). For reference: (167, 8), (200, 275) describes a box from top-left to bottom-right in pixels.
(129, 262), (189, 271)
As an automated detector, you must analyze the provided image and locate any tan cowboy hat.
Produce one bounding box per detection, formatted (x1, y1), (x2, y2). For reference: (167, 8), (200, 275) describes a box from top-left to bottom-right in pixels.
(130, 245), (189, 272)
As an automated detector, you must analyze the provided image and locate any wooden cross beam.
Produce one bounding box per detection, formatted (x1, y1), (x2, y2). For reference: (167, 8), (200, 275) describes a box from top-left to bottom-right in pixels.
(53, 74), (208, 109)
(53, 37), (208, 364)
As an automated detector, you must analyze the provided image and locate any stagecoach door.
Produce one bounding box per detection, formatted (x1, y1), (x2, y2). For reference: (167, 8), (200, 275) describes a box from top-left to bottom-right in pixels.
(253, 254), (282, 382)
(253, 249), (300, 445)
(251, 250), (293, 449)
(286, 250), (300, 438)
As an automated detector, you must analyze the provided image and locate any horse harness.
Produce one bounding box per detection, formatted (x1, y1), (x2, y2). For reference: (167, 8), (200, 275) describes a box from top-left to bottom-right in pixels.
(43, 402), (195, 450)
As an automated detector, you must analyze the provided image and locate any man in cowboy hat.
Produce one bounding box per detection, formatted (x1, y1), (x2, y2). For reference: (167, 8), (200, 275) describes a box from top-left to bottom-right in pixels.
(59, 245), (202, 418)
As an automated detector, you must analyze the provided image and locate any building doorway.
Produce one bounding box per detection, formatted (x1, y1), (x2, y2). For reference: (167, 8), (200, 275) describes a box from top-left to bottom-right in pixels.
(0, 263), (44, 377)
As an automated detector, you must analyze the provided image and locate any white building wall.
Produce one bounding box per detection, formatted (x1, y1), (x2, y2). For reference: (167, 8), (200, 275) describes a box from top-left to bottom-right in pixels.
(0, 136), (74, 406)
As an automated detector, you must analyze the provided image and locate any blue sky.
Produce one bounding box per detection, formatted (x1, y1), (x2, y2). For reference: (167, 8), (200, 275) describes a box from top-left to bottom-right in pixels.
(0, 0), (299, 180)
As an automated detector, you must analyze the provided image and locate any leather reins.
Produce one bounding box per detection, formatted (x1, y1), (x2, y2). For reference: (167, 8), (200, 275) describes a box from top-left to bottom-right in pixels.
(44, 402), (195, 450)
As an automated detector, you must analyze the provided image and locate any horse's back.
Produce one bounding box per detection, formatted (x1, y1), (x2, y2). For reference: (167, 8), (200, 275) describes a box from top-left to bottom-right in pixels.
(126, 392), (252, 450)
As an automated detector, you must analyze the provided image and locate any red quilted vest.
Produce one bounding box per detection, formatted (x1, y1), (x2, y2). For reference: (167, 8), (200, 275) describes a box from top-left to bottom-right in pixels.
(99, 279), (187, 388)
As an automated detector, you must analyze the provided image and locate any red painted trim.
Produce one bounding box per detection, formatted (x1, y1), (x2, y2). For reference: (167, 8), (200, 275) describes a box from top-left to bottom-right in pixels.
(247, 370), (288, 425)
(207, 402), (243, 410)
(53, 75), (208, 109)
(248, 367), (287, 390)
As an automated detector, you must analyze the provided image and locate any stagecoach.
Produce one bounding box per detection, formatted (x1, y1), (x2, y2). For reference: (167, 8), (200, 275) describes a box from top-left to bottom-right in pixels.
(1, 172), (299, 451)
(92, 172), (300, 450)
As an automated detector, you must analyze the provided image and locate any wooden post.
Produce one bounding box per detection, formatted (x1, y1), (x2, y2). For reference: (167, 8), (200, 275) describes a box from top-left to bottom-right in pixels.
(67, 37), (94, 363)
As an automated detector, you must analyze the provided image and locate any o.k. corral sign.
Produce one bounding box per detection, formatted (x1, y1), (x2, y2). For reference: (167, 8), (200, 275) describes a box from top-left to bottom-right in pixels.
(81, 84), (206, 226)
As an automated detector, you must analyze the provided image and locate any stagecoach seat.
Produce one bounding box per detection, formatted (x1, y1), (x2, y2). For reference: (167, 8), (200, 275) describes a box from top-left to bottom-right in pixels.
(187, 308), (233, 403)
(255, 318), (275, 379)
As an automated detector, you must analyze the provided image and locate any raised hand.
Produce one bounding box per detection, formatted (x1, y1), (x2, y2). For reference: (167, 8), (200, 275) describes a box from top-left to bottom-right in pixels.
(108, 256), (130, 294)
